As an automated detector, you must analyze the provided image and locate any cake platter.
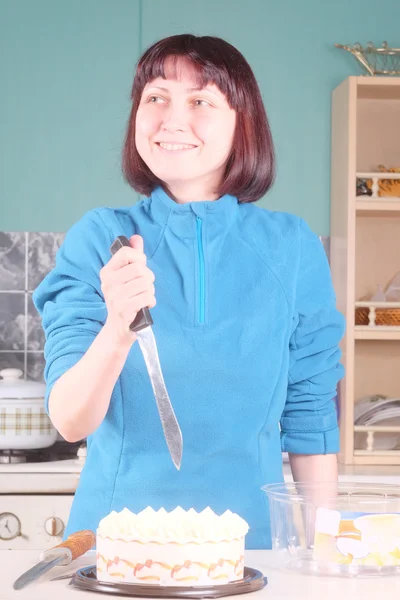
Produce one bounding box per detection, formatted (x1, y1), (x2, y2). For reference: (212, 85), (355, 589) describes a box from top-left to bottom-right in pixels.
(69, 566), (267, 598)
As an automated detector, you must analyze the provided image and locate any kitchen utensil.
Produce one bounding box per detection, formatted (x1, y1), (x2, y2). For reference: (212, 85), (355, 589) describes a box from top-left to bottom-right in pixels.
(0, 368), (58, 450)
(50, 571), (76, 581)
(263, 481), (400, 578)
(110, 235), (183, 470)
(13, 529), (95, 590)
(70, 565), (267, 597)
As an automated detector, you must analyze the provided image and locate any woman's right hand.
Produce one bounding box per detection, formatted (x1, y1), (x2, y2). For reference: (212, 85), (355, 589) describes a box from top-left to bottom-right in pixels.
(100, 235), (156, 345)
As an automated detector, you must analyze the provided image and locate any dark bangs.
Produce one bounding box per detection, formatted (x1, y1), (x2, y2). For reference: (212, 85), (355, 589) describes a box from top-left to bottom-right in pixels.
(122, 34), (275, 203)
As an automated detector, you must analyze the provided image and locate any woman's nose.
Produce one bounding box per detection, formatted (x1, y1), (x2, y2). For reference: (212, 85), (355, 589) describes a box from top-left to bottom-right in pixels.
(161, 104), (189, 133)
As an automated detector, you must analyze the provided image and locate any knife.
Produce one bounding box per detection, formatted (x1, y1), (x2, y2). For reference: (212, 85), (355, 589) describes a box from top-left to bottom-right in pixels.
(110, 235), (183, 470)
(13, 530), (95, 590)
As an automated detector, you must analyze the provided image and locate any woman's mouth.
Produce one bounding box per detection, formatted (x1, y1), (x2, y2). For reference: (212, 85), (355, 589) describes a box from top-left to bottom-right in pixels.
(156, 142), (198, 152)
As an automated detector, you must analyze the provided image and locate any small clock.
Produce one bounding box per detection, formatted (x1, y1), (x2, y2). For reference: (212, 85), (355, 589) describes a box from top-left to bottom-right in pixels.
(0, 512), (22, 541)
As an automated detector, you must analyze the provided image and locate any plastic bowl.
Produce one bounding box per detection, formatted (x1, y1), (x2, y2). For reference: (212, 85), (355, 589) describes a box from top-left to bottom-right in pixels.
(262, 482), (400, 578)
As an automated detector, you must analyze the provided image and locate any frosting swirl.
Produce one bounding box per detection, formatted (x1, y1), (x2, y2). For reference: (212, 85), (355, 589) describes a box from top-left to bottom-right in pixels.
(97, 506), (249, 543)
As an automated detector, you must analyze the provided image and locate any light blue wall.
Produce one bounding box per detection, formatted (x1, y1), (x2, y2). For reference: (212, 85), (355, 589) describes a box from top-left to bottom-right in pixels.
(1, 0), (399, 233)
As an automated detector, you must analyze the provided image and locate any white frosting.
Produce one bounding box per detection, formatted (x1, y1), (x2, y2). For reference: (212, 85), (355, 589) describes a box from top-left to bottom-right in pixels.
(97, 506), (249, 543)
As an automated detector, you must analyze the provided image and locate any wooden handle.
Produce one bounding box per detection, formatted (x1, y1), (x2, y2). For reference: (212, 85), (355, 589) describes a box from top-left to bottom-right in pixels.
(53, 530), (95, 560)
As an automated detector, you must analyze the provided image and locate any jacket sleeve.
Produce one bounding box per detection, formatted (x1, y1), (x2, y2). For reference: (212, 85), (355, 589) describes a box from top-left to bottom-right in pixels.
(32, 209), (111, 412)
(280, 219), (345, 455)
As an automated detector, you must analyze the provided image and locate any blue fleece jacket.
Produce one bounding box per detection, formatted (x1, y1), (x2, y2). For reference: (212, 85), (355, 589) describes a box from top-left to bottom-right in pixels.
(33, 186), (345, 548)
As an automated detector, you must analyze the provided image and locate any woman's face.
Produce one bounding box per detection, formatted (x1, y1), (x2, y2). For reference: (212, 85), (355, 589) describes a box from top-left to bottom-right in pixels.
(135, 58), (236, 201)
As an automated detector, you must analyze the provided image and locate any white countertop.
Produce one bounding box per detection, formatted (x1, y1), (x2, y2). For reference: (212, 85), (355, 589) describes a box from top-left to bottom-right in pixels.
(1, 460), (399, 495)
(1, 549), (400, 600)
(283, 461), (400, 483)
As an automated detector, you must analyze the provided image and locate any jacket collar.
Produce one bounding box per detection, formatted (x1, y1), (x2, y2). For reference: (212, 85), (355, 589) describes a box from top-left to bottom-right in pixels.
(148, 185), (239, 226)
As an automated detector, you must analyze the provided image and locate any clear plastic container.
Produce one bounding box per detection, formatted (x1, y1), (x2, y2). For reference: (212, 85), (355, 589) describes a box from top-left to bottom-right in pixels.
(262, 482), (400, 578)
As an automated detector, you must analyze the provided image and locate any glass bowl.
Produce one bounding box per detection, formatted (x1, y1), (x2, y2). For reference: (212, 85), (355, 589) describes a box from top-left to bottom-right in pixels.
(262, 481), (400, 578)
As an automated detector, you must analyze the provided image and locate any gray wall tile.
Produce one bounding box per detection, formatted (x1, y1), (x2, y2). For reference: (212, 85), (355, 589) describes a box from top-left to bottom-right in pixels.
(0, 232), (25, 291)
(27, 353), (45, 382)
(0, 231), (66, 383)
(28, 232), (64, 291)
(0, 293), (25, 350)
(27, 293), (45, 351)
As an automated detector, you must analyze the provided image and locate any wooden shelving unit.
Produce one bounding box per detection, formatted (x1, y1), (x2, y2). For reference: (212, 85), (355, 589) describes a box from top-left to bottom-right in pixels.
(356, 199), (400, 213)
(330, 76), (400, 465)
(354, 328), (400, 341)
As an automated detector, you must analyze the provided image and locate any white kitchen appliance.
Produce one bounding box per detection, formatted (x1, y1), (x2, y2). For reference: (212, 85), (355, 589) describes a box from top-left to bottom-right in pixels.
(0, 442), (85, 550)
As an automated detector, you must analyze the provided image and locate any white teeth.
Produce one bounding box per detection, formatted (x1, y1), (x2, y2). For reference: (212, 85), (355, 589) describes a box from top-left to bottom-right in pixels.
(158, 143), (195, 151)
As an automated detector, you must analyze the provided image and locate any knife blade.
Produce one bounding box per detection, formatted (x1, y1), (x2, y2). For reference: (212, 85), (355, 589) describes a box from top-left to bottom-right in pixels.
(13, 530), (95, 590)
(110, 235), (183, 470)
(13, 556), (65, 590)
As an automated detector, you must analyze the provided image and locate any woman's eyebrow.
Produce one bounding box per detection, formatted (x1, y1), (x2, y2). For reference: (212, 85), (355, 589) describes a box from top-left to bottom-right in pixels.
(147, 85), (219, 96)
(186, 86), (219, 96)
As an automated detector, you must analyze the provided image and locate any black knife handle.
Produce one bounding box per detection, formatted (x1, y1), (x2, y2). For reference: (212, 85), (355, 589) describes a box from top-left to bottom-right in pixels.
(109, 235), (154, 333)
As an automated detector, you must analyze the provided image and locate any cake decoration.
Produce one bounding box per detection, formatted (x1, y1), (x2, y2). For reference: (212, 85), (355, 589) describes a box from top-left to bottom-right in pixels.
(96, 506), (249, 585)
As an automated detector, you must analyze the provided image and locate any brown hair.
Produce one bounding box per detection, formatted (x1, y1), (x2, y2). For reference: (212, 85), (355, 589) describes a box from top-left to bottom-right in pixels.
(122, 34), (275, 203)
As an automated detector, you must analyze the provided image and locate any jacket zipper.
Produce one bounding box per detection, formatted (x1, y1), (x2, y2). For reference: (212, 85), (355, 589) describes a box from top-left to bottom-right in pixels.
(196, 216), (205, 325)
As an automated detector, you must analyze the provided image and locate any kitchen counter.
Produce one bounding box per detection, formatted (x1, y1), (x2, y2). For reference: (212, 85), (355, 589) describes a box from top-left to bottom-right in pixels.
(282, 461), (400, 484)
(1, 460), (399, 495)
(1, 550), (400, 600)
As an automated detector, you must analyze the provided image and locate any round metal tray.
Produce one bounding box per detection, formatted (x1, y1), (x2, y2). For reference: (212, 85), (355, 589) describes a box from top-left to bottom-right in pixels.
(69, 566), (267, 598)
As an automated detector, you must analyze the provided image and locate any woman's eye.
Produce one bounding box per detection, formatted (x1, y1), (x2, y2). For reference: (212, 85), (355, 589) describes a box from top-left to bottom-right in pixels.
(147, 96), (165, 104)
(193, 99), (210, 107)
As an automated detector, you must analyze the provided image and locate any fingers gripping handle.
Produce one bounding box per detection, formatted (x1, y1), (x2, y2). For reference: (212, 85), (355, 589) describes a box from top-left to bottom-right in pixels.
(110, 235), (154, 333)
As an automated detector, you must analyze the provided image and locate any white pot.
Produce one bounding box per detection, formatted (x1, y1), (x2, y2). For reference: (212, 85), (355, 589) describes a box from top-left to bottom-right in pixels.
(0, 368), (58, 450)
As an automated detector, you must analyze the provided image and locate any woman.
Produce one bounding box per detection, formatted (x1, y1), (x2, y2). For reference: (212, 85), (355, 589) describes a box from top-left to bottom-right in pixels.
(33, 34), (345, 549)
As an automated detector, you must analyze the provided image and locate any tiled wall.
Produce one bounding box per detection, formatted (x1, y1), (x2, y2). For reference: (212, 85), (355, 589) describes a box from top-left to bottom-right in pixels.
(0, 232), (65, 381)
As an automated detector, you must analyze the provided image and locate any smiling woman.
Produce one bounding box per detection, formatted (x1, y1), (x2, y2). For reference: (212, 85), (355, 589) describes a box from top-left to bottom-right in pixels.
(33, 33), (344, 550)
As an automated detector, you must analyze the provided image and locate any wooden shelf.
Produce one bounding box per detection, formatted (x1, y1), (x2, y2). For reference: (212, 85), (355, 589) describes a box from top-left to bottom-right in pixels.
(352, 455), (400, 465)
(355, 426), (400, 433)
(356, 78), (400, 100)
(356, 199), (400, 213)
(331, 76), (400, 465)
(355, 327), (400, 340)
(354, 450), (400, 456)
(356, 172), (400, 180)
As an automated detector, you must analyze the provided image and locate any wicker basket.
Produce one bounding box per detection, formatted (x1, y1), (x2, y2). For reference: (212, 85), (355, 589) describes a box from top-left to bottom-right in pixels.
(355, 307), (400, 326)
(334, 42), (400, 76)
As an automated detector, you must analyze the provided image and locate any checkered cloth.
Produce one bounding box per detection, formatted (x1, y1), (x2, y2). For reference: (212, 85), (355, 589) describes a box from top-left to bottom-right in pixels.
(0, 408), (53, 435)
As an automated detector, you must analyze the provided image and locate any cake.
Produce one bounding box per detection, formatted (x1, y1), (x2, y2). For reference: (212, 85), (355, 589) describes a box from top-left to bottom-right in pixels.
(96, 506), (249, 586)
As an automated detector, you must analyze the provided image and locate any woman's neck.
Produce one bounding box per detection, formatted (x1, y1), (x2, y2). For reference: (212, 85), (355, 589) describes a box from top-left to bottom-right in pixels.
(165, 178), (221, 204)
